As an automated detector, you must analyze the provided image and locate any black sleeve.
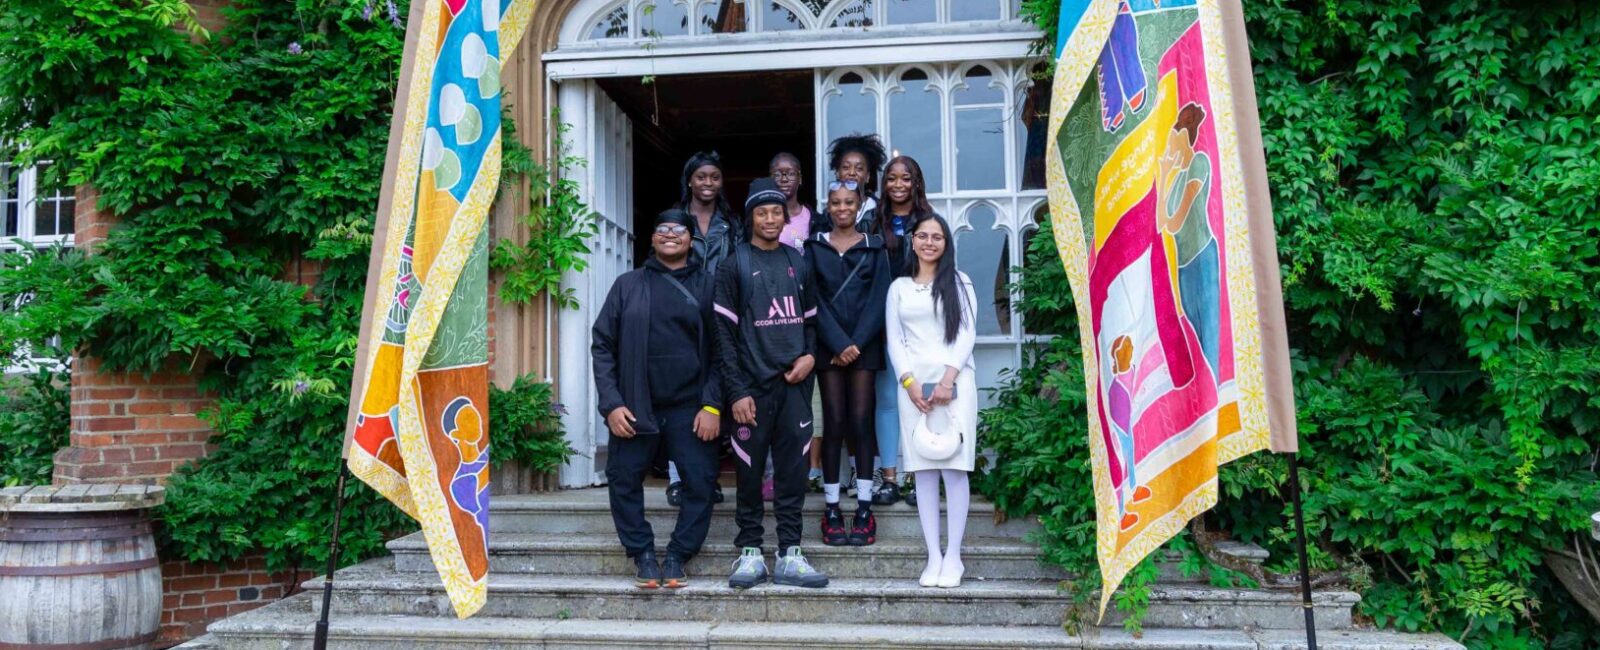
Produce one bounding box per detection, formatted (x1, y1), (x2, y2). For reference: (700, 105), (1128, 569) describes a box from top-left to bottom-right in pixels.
(800, 253), (818, 358)
(850, 248), (891, 347)
(712, 256), (755, 403)
(590, 278), (627, 417)
(697, 275), (723, 411)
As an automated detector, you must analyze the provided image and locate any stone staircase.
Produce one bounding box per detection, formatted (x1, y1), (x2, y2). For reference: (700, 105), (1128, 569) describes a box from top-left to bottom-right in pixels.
(185, 488), (1463, 649)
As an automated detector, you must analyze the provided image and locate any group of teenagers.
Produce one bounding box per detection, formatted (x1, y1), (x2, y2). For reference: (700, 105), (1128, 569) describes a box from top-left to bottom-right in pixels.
(591, 134), (981, 591)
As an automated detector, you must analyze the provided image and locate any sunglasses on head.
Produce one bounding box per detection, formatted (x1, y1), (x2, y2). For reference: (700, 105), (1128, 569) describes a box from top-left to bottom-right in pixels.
(654, 224), (689, 236)
(827, 180), (860, 191)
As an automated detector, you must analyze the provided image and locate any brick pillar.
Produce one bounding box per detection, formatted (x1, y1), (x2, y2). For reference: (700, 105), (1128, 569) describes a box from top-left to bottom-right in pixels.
(56, 357), (216, 485)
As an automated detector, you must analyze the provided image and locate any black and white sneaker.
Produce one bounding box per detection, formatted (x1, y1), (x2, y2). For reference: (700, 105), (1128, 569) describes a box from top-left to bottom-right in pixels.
(666, 482), (684, 507)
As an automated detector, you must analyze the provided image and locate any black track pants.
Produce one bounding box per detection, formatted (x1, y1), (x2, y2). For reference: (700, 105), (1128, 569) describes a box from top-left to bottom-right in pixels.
(730, 378), (814, 553)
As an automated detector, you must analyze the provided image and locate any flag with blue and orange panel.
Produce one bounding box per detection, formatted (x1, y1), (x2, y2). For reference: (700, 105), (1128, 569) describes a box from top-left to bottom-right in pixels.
(1043, 0), (1300, 619)
(345, 0), (536, 619)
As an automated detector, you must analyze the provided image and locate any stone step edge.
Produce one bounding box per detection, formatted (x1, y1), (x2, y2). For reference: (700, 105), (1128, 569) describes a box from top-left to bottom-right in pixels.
(303, 564), (1360, 607)
(385, 532), (1270, 566)
(206, 600), (1464, 650)
(387, 533), (1047, 556)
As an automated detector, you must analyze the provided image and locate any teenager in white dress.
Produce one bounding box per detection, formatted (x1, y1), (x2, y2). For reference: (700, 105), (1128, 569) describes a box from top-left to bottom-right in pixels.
(884, 215), (978, 588)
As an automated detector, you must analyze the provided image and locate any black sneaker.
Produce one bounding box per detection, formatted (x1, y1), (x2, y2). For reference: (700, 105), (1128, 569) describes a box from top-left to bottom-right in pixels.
(712, 483), (725, 504)
(666, 482), (684, 507)
(902, 478), (917, 507)
(634, 550), (662, 589)
(821, 504), (849, 546)
(848, 507), (877, 546)
(661, 554), (688, 589)
(873, 479), (901, 506)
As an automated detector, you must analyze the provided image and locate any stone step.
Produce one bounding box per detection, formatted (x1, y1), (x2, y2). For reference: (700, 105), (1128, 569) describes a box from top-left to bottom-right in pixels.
(487, 489), (1040, 539)
(206, 595), (1465, 650)
(308, 559), (1359, 630)
(389, 532), (1071, 580)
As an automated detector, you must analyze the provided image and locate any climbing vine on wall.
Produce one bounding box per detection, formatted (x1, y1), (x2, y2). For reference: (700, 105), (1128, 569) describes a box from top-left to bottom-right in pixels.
(0, 0), (585, 570)
(985, 1), (1600, 647)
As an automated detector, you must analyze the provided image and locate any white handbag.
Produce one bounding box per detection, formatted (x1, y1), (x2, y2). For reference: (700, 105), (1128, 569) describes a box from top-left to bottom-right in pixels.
(911, 407), (964, 461)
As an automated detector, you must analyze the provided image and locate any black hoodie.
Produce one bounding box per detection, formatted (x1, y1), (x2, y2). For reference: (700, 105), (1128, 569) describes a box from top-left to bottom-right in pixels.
(591, 257), (721, 434)
(803, 230), (891, 370)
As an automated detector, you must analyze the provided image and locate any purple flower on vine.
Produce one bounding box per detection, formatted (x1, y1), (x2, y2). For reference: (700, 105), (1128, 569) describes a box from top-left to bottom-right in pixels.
(362, 2), (374, 21)
(551, 402), (568, 416)
(292, 380), (310, 395)
(387, 0), (402, 28)
(287, 41), (304, 55)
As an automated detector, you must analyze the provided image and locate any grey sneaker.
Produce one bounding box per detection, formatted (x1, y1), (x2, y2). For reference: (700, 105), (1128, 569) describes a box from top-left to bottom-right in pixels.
(728, 547), (770, 589)
(773, 547), (829, 588)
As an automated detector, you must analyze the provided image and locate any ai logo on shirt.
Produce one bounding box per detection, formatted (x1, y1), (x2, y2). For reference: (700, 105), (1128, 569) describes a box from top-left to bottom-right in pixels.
(768, 296), (799, 319)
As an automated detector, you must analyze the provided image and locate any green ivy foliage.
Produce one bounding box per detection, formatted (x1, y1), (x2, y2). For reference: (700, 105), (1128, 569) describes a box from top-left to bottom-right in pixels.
(988, 1), (1600, 646)
(0, 363), (71, 487)
(0, 1), (579, 572)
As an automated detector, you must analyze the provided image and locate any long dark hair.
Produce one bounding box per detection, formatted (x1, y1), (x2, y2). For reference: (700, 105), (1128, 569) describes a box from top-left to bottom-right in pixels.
(908, 215), (968, 344)
(880, 155), (936, 251)
(826, 133), (887, 198)
(677, 151), (738, 227)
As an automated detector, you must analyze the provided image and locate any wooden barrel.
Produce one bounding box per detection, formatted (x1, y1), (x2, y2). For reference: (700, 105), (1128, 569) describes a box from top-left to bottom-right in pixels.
(0, 485), (165, 650)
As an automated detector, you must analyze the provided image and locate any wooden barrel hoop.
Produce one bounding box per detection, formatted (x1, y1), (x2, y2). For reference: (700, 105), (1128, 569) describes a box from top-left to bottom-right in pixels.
(0, 631), (162, 650)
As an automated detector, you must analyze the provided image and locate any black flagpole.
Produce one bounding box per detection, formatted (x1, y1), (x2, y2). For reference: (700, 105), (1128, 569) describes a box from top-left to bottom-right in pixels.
(313, 464), (351, 650)
(1287, 453), (1318, 649)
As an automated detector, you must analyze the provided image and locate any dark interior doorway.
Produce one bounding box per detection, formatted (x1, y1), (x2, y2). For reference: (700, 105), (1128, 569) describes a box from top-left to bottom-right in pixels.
(596, 70), (815, 264)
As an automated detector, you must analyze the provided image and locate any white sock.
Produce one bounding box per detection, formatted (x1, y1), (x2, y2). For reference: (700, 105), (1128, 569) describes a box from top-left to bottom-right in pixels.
(915, 470), (942, 564)
(856, 479), (874, 505)
(941, 469), (970, 567)
(668, 461), (680, 484)
(823, 483), (841, 504)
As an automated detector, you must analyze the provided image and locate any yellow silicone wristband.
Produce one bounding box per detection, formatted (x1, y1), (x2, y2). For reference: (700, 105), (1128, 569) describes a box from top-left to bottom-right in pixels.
(702, 406), (721, 416)
(901, 376), (915, 388)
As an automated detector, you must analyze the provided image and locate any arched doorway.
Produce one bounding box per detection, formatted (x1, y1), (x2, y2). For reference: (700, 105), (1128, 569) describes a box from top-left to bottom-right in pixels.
(547, 0), (1050, 486)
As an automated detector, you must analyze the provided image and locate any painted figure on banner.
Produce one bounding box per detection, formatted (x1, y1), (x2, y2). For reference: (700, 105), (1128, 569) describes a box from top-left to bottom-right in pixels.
(1047, 0), (1297, 619)
(345, 0), (538, 620)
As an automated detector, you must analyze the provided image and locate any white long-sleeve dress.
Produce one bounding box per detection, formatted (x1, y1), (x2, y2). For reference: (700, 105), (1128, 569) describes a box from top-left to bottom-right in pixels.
(885, 272), (979, 473)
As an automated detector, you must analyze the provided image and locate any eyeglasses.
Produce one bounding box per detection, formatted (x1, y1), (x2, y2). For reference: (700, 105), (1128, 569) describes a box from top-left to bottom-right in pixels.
(827, 180), (859, 191)
(654, 224), (689, 236)
(772, 170), (800, 180)
(912, 231), (945, 243)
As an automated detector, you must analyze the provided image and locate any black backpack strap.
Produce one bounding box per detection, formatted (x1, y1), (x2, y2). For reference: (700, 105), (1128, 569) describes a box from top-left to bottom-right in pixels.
(660, 273), (699, 309)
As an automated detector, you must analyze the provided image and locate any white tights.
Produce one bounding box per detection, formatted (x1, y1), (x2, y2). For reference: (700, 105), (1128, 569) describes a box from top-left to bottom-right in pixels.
(914, 469), (969, 572)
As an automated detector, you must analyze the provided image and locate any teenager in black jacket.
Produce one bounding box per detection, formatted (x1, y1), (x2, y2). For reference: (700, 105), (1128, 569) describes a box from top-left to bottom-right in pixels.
(591, 209), (722, 590)
(804, 179), (892, 547)
(714, 178), (829, 589)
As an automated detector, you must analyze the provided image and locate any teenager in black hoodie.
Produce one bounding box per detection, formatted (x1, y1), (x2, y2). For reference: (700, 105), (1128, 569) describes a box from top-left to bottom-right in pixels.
(592, 209), (722, 590)
(804, 179), (892, 547)
(714, 178), (829, 589)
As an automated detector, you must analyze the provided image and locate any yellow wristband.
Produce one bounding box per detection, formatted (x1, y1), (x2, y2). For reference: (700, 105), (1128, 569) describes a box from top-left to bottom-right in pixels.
(900, 376), (915, 388)
(701, 406), (721, 416)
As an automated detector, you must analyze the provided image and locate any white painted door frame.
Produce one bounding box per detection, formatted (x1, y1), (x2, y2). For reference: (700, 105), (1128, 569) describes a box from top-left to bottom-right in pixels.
(556, 79), (634, 488)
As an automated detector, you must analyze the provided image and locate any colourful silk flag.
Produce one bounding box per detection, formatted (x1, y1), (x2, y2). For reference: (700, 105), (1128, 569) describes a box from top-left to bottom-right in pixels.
(343, 0), (536, 619)
(1043, 0), (1299, 618)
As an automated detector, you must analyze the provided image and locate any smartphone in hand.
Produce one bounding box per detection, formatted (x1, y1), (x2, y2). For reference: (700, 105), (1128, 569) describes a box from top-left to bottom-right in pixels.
(922, 383), (958, 400)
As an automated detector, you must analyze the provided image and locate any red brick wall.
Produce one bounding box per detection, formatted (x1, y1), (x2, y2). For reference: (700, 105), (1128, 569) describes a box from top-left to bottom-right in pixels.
(55, 357), (216, 485)
(159, 555), (302, 647)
